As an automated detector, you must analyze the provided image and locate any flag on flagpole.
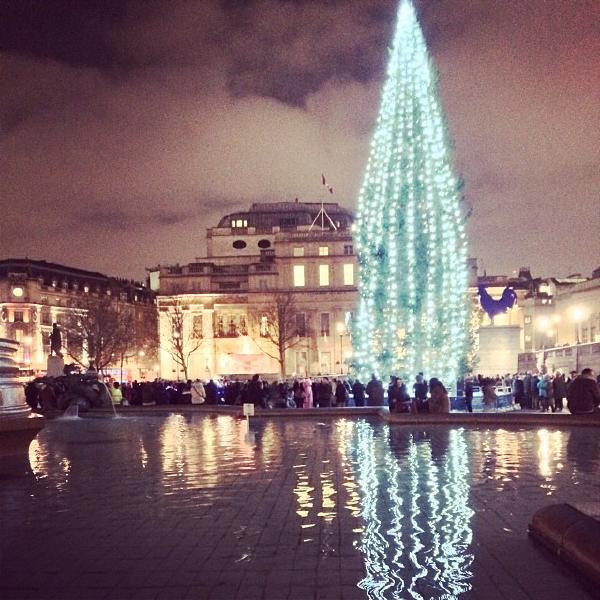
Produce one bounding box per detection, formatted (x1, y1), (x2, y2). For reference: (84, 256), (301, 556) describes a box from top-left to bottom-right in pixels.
(321, 174), (334, 194)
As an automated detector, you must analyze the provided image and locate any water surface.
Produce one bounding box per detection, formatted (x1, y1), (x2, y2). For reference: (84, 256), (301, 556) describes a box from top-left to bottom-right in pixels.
(0, 415), (597, 599)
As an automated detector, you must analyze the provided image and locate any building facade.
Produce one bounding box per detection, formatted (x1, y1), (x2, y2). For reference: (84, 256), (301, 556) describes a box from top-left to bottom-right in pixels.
(469, 265), (600, 376)
(152, 201), (600, 380)
(0, 259), (157, 379)
(150, 202), (357, 379)
(520, 272), (600, 374)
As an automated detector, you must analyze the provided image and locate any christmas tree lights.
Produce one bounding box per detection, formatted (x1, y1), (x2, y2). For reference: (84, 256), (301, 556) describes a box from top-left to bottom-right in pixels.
(352, 0), (469, 387)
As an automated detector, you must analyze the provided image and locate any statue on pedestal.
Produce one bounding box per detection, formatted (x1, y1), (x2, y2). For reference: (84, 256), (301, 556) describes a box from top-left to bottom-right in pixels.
(47, 323), (65, 378)
(50, 324), (63, 357)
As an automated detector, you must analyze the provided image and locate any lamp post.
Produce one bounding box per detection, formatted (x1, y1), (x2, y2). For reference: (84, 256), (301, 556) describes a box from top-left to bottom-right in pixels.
(336, 322), (345, 375)
(571, 306), (588, 344)
(571, 306), (588, 373)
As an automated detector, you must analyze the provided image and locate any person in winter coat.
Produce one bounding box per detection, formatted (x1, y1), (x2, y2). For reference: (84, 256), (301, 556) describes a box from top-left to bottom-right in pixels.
(429, 379), (450, 414)
(293, 380), (306, 408)
(413, 374), (429, 413)
(335, 380), (349, 407)
(512, 375), (525, 409)
(352, 380), (366, 407)
(464, 377), (474, 413)
(553, 372), (567, 412)
(303, 378), (313, 408)
(205, 379), (219, 405)
(366, 374), (385, 406)
(190, 379), (206, 404)
(531, 375), (540, 410)
(567, 369), (600, 414)
(110, 381), (123, 405)
(247, 374), (265, 407)
(538, 375), (554, 412)
(387, 377), (406, 411)
(318, 378), (333, 407)
(482, 382), (497, 411)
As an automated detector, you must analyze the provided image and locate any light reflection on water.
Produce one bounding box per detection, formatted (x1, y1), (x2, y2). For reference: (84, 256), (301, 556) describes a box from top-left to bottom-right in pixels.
(350, 423), (474, 599)
(6, 416), (599, 600)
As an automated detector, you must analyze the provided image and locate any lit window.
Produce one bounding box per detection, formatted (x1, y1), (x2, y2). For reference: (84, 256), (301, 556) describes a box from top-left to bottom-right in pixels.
(296, 313), (307, 337)
(260, 316), (268, 337)
(293, 265), (305, 287)
(293, 247), (305, 257)
(319, 265), (329, 286)
(319, 246), (329, 256)
(525, 335), (532, 342)
(343, 263), (354, 285)
(320, 313), (330, 337)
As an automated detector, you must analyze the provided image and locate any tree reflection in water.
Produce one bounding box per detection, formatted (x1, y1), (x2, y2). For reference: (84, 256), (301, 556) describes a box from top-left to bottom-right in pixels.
(349, 422), (474, 600)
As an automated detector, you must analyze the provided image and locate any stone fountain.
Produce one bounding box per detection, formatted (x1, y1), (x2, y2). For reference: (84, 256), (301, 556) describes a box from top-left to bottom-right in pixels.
(0, 338), (44, 463)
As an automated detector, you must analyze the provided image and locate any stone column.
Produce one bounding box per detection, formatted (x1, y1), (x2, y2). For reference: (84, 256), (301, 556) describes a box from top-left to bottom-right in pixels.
(0, 338), (44, 459)
(202, 309), (216, 378)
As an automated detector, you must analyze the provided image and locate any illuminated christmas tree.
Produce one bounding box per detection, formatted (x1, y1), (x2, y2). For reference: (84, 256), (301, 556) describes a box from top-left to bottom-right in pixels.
(352, 0), (468, 386)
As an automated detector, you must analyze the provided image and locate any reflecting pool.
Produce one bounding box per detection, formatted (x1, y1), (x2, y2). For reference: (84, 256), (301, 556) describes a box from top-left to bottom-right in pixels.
(1, 416), (597, 600)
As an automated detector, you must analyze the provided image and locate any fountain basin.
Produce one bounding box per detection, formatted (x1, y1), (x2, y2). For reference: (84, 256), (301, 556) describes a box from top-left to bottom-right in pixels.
(0, 338), (44, 457)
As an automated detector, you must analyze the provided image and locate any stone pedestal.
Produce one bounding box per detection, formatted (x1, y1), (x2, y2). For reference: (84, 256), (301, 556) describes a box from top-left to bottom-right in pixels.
(47, 354), (65, 377)
(478, 325), (521, 376)
(0, 338), (44, 460)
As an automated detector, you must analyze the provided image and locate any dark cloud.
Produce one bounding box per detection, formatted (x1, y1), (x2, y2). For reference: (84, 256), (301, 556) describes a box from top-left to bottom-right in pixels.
(0, 0), (598, 279)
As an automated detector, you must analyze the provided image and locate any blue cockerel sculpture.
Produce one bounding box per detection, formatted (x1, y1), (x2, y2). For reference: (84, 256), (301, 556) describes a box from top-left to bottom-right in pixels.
(478, 286), (517, 320)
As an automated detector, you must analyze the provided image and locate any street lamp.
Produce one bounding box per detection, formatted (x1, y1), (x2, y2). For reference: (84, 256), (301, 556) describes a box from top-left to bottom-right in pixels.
(336, 322), (346, 375)
(571, 306), (589, 343)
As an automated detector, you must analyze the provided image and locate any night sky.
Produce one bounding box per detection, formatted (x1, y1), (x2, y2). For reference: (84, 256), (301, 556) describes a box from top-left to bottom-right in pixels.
(1, 0), (598, 280)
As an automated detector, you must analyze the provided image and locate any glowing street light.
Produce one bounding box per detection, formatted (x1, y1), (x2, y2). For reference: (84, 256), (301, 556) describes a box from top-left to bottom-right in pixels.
(536, 316), (550, 331)
(571, 306), (588, 323)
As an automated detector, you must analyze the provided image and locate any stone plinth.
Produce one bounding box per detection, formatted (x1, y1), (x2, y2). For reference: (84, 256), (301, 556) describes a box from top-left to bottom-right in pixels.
(0, 338), (44, 458)
(46, 355), (65, 377)
(478, 325), (521, 376)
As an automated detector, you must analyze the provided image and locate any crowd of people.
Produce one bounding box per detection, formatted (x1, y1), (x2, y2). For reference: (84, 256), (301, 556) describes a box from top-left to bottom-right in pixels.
(107, 367), (600, 416)
(108, 372), (450, 415)
(462, 369), (600, 415)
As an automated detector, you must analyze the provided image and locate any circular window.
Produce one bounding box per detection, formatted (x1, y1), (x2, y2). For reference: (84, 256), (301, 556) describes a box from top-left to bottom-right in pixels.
(232, 240), (247, 249)
(11, 287), (24, 298)
(257, 239), (271, 249)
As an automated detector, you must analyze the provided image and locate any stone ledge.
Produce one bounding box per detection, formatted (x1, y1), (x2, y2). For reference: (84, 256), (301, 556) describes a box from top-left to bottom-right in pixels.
(0, 414), (45, 456)
(113, 405), (381, 418)
(383, 411), (600, 428)
(107, 405), (600, 427)
(529, 503), (600, 587)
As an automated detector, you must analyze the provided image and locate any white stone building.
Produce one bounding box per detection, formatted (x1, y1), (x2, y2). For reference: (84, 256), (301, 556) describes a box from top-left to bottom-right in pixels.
(150, 202), (357, 379)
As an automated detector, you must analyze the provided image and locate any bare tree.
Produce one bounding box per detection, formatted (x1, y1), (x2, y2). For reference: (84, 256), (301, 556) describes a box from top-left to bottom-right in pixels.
(164, 300), (203, 380)
(62, 296), (135, 374)
(252, 293), (305, 378)
(116, 307), (159, 381)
